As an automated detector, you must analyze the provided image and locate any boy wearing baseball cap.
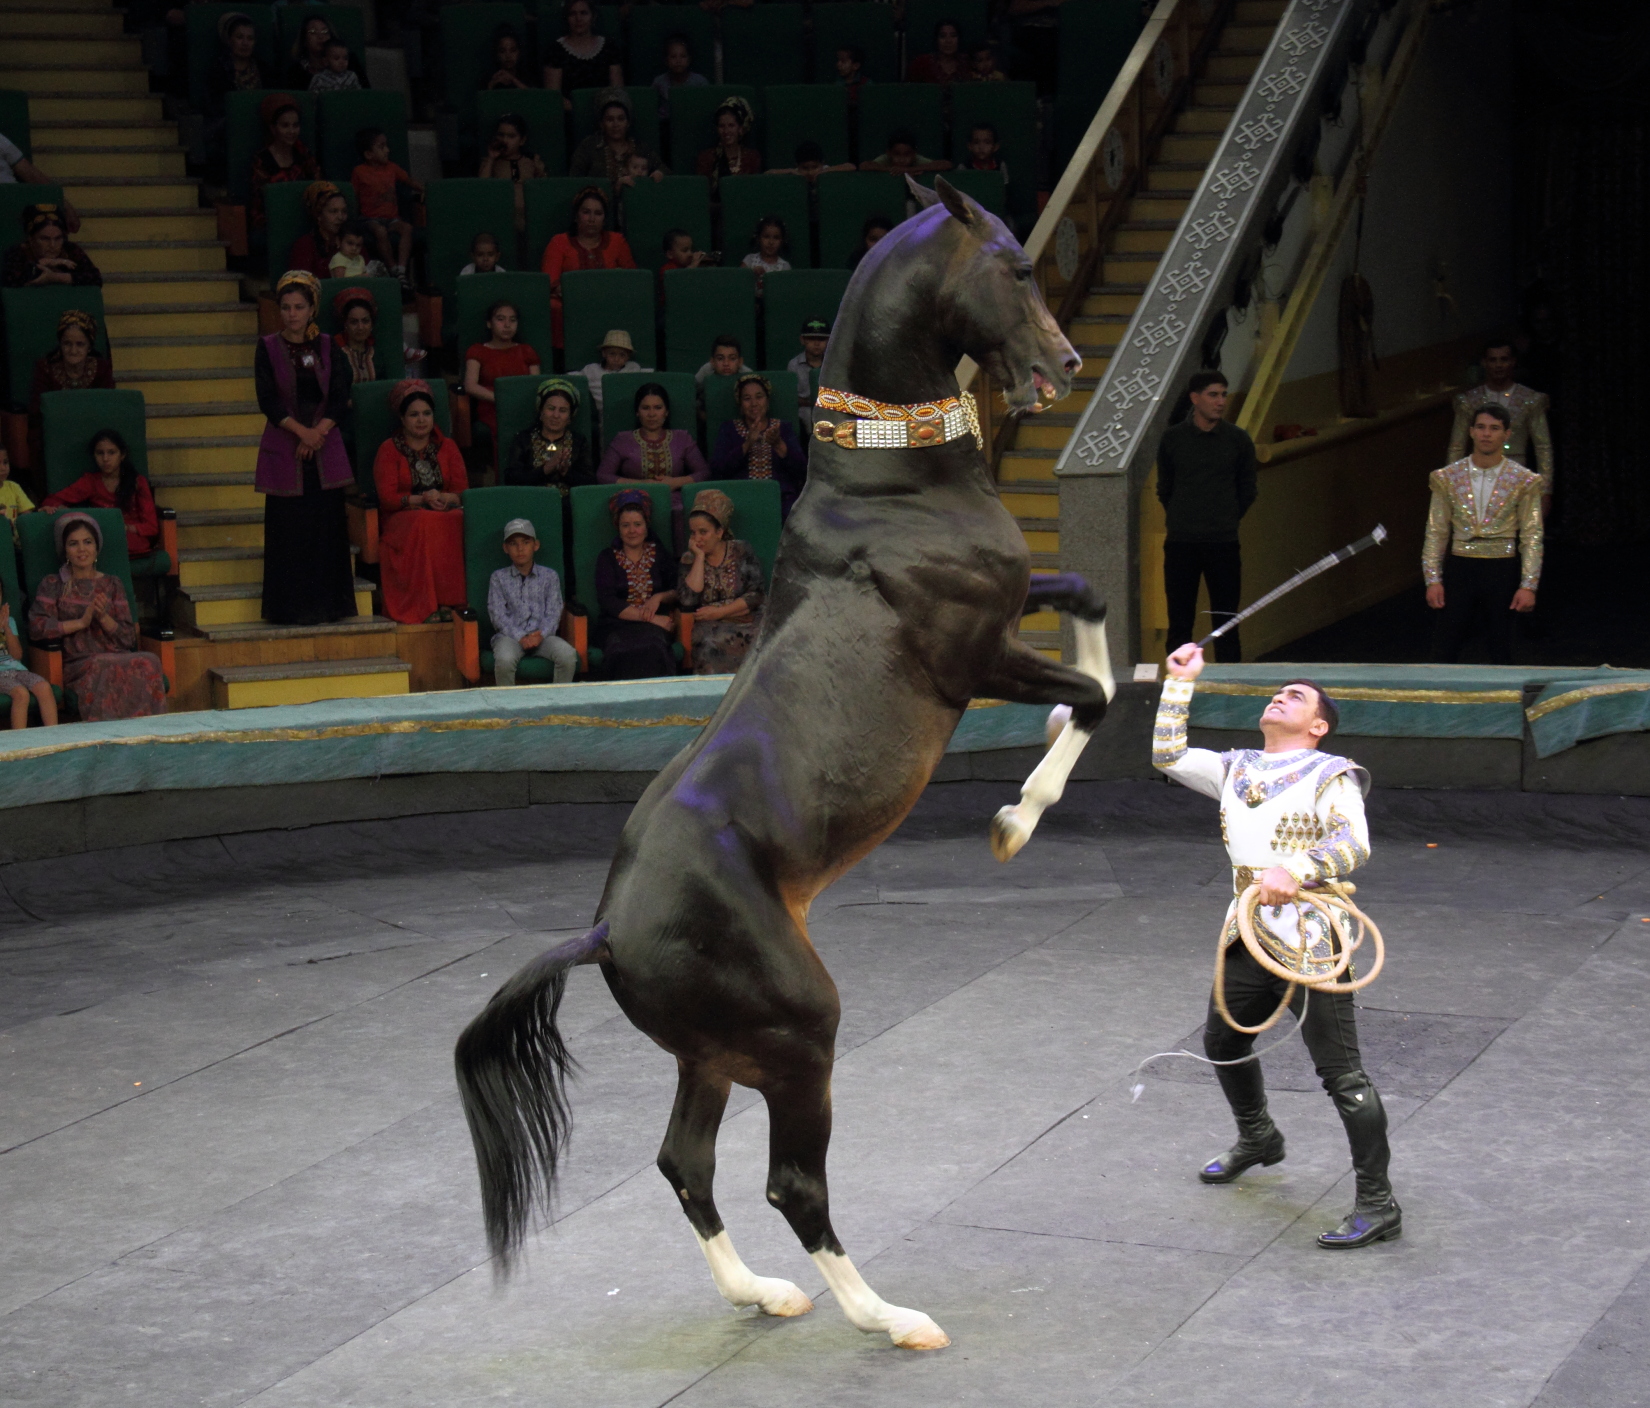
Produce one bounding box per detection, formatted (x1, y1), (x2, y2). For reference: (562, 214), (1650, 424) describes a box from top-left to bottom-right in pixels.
(787, 318), (830, 434)
(487, 518), (579, 685)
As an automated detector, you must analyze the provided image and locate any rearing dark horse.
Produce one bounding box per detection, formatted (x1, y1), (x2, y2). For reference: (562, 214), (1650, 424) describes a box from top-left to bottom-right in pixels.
(455, 178), (1116, 1350)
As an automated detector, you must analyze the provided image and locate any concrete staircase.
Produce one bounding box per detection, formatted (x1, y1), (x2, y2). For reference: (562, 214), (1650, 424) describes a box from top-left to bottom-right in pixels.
(1000, 0), (1286, 657)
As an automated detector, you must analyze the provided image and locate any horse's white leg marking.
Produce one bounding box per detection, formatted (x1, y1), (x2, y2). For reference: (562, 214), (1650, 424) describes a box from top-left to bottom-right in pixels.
(991, 616), (1115, 862)
(695, 1231), (814, 1316)
(810, 1249), (950, 1350)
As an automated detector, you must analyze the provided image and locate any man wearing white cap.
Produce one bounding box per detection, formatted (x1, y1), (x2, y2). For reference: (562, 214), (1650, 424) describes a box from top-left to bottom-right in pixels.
(487, 517), (578, 685)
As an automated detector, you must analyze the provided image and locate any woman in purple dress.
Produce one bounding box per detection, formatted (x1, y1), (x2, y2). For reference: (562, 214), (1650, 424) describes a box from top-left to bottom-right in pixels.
(707, 372), (806, 517)
(27, 512), (165, 721)
(596, 380), (706, 549)
(255, 270), (358, 625)
(592, 488), (677, 680)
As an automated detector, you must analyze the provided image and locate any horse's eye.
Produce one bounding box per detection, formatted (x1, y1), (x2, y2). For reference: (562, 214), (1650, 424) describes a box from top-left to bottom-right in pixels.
(1013, 267), (1033, 282)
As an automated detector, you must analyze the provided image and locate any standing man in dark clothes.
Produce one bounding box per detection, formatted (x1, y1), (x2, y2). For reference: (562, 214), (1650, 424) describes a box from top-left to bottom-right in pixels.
(1157, 371), (1258, 661)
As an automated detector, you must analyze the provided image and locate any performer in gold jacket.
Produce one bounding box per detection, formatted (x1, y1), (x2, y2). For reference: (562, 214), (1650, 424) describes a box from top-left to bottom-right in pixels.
(1424, 402), (1543, 663)
(1446, 341), (1554, 512)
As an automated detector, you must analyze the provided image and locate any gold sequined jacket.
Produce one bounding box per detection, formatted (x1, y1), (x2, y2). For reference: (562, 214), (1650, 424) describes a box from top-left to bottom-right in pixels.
(1422, 457), (1543, 592)
(1448, 383), (1554, 497)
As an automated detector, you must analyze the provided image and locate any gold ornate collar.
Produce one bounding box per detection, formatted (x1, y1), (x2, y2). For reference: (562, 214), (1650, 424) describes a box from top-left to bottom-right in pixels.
(813, 387), (981, 450)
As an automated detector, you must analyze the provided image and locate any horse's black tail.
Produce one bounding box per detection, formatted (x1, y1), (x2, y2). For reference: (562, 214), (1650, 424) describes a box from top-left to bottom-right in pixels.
(453, 920), (610, 1275)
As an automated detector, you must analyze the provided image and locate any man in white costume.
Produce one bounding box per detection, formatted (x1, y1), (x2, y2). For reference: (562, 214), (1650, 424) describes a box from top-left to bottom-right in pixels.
(1153, 643), (1400, 1249)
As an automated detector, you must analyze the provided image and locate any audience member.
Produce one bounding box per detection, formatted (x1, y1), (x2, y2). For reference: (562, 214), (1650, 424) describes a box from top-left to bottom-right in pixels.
(541, 186), (637, 350)
(502, 378), (593, 580)
(598, 381), (708, 544)
(485, 24), (533, 90)
(0, 447), (34, 534)
(861, 128), (951, 176)
(459, 231), (508, 276)
(463, 299), (542, 475)
(835, 45), (872, 106)
(963, 122), (1009, 186)
(28, 312), (115, 466)
(28, 512), (164, 721)
(651, 34), (707, 121)
(308, 40), (361, 93)
(659, 229), (712, 297)
(694, 333), (751, 387)
(847, 213), (894, 270)
(331, 286), (379, 384)
(487, 516), (579, 684)
(544, 0), (624, 110)
(907, 21), (974, 87)
(741, 216), (791, 294)
(0, 135), (80, 232)
(478, 113), (547, 234)
(709, 373), (804, 516)
(373, 378), (468, 624)
(676, 488), (763, 675)
(350, 128), (421, 290)
(786, 317), (829, 434)
(285, 181), (349, 279)
(570, 94), (665, 186)
(204, 12), (271, 156)
(284, 15), (364, 90)
(971, 42), (1007, 82)
(696, 97), (761, 196)
(255, 270), (357, 626)
(767, 140), (854, 182)
(578, 329), (644, 415)
(0, 580), (56, 729)
(592, 488), (676, 680)
(2, 205), (100, 288)
(250, 95), (319, 230)
(43, 428), (159, 558)
(327, 220), (372, 279)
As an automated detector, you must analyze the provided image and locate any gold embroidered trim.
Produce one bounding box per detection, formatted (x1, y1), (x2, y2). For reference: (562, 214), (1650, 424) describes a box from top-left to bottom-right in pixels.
(1525, 680), (1650, 722)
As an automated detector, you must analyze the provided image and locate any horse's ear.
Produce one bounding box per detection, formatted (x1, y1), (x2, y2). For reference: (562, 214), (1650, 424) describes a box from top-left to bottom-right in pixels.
(932, 175), (983, 228)
(906, 174), (940, 210)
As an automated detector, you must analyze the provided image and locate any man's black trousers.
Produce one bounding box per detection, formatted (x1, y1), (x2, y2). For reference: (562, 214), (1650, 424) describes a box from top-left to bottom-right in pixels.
(1203, 941), (1364, 1087)
(1164, 540), (1242, 662)
(1431, 554), (1520, 664)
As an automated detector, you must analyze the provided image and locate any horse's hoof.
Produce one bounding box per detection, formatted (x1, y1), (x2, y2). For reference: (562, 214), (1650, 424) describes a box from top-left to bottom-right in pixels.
(990, 805), (1030, 862)
(889, 1312), (950, 1350)
(755, 1280), (814, 1317)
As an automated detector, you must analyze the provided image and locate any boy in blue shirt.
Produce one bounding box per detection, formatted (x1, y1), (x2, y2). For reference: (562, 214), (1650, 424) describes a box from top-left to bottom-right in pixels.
(487, 518), (578, 684)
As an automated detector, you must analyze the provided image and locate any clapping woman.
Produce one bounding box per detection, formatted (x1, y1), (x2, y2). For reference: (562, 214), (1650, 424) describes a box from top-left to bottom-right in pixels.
(709, 373), (805, 516)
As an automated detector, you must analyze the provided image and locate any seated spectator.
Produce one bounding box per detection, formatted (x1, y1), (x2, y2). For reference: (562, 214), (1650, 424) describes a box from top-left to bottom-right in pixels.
(676, 488), (763, 675)
(651, 34), (708, 121)
(541, 186), (637, 349)
(284, 14), (365, 90)
(0, 446), (34, 536)
(971, 42), (1007, 82)
(328, 220), (373, 279)
(694, 333), (751, 388)
(709, 373), (804, 516)
(2, 205), (100, 289)
(463, 299), (541, 475)
(0, 135), (80, 232)
(487, 516), (579, 685)
(861, 128), (951, 176)
(331, 285), (379, 384)
(250, 95), (319, 230)
(27, 511), (165, 721)
(767, 140), (855, 183)
(659, 228), (712, 298)
(372, 379), (468, 623)
(908, 21), (975, 87)
(43, 428), (160, 558)
(459, 231), (508, 277)
(351, 128), (421, 291)
(847, 212), (894, 270)
(696, 97), (761, 196)
(501, 376), (595, 566)
(577, 329), (644, 415)
(835, 45), (872, 106)
(28, 312), (115, 465)
(741, 215), (791, 294)
(544, 0), (624, 111)
(204, 12), (271, 157)
(286, 181), (350, 280)
(786, 316), (829, 435)
(0, 580), (56, 729)
(309, 39), (361, 93)
(570, 93), (666, 186)
(486, 24), (533, 91)
(616, 151), (654, 212)
(963, 122), (1009, 186)
(592, 487), (677, 680)
(598, 381), (707, 544)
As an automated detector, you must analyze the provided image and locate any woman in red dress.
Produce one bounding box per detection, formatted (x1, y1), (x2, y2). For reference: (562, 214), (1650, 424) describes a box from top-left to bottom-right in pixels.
(42, 427), (160, 558)
(539, 185), (635, 350)
(372, 379), (468, 623)
(461, 298), (540, 477)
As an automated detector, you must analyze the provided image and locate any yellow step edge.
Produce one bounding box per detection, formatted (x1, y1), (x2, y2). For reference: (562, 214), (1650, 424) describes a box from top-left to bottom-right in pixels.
(78, 215), (219, 241)
(214, 671), (410, 710)
(64, 184), (198, 209)
(33, 152), (187, 178)
(0, 69), (149, 94)
(103, 283), (242, 308)
(31, 97), (164, 121)
(1022, 530), (1059, 554)
(124, 378), (258, 405)
(148, 483), (261, 509)
(115, 346), (255, 373)
(82, 247), (226, 274)
(177, 523), (264, 550)
(150, 414), (266, 439)
(179, 558), (264, 588)
(107, 312), (257, 337)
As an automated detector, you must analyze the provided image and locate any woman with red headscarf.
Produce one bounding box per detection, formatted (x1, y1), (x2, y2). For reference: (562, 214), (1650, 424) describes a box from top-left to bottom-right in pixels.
(250, 94), (319, 229)
(373, 378), (469, 623)
(286, 181), (349, 279)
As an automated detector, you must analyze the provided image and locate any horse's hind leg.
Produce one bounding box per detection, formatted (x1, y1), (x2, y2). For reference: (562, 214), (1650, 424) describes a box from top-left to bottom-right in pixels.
(762, 1067), (949, 1350)
(658, 1060), (813, 1317)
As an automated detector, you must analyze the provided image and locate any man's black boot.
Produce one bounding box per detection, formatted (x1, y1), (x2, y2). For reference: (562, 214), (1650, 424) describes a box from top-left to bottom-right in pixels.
(1318, 1069), (1401, 1248)
(1199, 1057), (1285, 1184)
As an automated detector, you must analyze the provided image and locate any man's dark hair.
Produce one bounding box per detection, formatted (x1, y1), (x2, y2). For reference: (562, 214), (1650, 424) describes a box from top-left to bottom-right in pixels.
(794, 139), (825, 165)
(1282, 678), (1338, 738)
(711, 333), (742, 355)
(355, 126), (385, 157)
(1481, 338), (1516, 361)
(1471, 403), (1512, 431)
(1186, 370), (1228, 397)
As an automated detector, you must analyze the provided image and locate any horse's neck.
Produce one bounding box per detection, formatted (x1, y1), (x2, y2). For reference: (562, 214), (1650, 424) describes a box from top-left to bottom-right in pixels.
(821, 261), (959, 406)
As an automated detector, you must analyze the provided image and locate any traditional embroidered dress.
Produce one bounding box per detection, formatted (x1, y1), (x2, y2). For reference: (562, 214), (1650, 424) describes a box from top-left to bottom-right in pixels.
(372, 430), (468, 623)
(1447, 383), (1555, 499)
(675, 538), (764, 675)
(27, 569), (164, 721)
(592, 533), (676, 680)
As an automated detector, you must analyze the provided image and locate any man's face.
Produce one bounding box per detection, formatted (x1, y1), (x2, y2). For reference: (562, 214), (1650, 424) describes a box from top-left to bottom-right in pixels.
(1260, 683), (1327, 742)
(887, 143), (917, 168)
(505, 535), (537, 570)
(968, 130), (996, 162)
(800, 334), (827, 364)
(1482, 345), (1516, 384)
(473, 243), (499, 271)
(1188, 381), (1227, 423)
(711, 345), (741, 376)
(1470, 413), (1507, 458)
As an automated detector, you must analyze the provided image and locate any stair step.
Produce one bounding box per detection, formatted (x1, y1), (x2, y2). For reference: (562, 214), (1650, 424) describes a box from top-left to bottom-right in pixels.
(198, 616), (393, 644)
(0, 11), (125, 34)
(29, 148), (188, 178)
(175, 511), (265, 550)
(149, 458), (260, 497)
(125, 374), (259, 406)
(28, 122), (179, 148)
(182, 580), (377, 628)
(208, 655), (411, 710)
(0, 38), (141, 64)
(0, 68), (149, 94)
(180, 547), (264, 587)
(1174, 105), (1238, 135)
(78, 241), (228, 273)
(102, 272), (244, 308)
(106, 305), (258, 338)
(59, 179), (201, 211)
(110, 337), (255, 372)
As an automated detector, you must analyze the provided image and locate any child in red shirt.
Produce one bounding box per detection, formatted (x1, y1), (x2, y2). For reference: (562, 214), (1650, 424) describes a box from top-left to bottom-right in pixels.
(350, 126), (423, 291)
(462, 299), (541, 477)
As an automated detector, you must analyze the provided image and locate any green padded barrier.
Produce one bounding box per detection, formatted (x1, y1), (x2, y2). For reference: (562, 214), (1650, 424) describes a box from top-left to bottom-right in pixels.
(622, 175), (711, 274)
(275, 4), (367, 71)
(595, 370), (694, 450)
(474, 89), (567, 176)
(662, 266), (756, 378)
(904, 0), (990, 56)
(2, 285), (108, 410)
(760, 84), (849, 170)
(951, 81), (1039, 223)
(858, 84), (944, 166)
(461, 484), (568, 677)
(722, 6), (805, 87)
(702, 369), (798, 450)
(352, 377), (452, 471)
(265, 178), (356, 287)
(568, 480), (673, 606)
(683, 478), (781, 587)
(627, 5), (715, 87)
(569, 86), (660, 154)
(187, 3), (277, 112)
(454, 272), (554, 371)
(761, 268), (848, 363)
(225, 89), (315, 206)
(914, 167), (1007, 218)
(809, 3), (899, 84)
(718, 175), (811, 270)
(495, 371), (594, 454)
(317, 89), (410, 183)
(815, 171), (906, 269)
(317, 275), (403, 357)
(536, 0), (624, 62)
(0, 89), (31, 161)
(561, 266), (655, 372)
(19, 506), (135, 610)
(0, 181), (63, 258)
(427, 178), (518, 300)
(522, 175), (612, 272)
(441, 4), (530, 123)
(40, 388), (147, 496)
(667, 84), (758, 176)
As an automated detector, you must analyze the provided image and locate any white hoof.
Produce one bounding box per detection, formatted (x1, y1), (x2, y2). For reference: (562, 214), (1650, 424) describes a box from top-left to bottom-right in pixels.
(990, 805), (1031, 862)
(751, 1279), (814, 1317)
(888, 1311), (950, 1350)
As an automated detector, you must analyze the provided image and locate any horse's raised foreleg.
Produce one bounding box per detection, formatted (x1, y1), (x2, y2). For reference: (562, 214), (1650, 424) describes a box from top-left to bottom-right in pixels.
(659, 1060), (813, 1318)
(762, 1069), (950, 1350)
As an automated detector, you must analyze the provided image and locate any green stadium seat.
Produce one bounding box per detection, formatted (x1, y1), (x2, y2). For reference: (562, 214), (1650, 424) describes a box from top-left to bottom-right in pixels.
(225, 90), (314, 206)
(275, 4), (367, 70)
(0, 182), (62, 259)
(442, 4), (530, 126)
(495, 371), (595, 455)
(265, 178), (357, 286)
(663, 266), (755, 379)
(761, 84), (850, 170)
(858, 85), (943, 166)
(915, 168), (1006, 218)
(187, 3), (277, 112)
(317, 89), (410, 184)
(561, 267), (655, 372)
(761, 269), (849, 364)
(905, 0), (991, 57)
(454, 272), (554, 371)
(568, 480), (673, 610)
(622, 176), (711, 274)
(627, 6), (715, 88)
(668, 85), (758, 176)
(816, 171), (906, 269)
(474, 89), (567, 176)
(683, 478), (781, 587)
(718, 175), (811, 270)
(427, 178), (518, 301)
(522, 176), (613, 271)
(352, 377), (453, 471)
(2, 286), (108, 411)
(810, 3), (899, 84)
(569, 86), (660, 155)
(460, 484), (574, 680)
(702, 370), (798, 453)
(952, 81), (1039, 223)
(0, 89), (31, 161)
(723, 6), (805, 87)
(317, 275), (403, 359)
(595, 370), (694, 450)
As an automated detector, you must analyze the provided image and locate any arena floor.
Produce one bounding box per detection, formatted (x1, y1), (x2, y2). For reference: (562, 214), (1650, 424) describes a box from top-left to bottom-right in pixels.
(3, 778), (1648, 1407)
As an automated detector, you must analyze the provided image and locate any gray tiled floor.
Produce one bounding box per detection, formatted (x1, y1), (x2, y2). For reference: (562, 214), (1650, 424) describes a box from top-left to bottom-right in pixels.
(2, 780), (1648, 1406)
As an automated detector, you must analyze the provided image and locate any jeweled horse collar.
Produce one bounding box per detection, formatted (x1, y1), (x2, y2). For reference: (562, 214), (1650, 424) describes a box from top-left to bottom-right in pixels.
(813, 387), (982, 450)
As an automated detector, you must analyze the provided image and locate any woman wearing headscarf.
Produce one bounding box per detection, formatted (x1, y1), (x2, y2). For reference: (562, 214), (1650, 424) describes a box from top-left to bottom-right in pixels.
(1, 205), (101, 289)
(675, 487), (764, 675)
(372, 379), (468, 624)
(256, 270), (357, 625)
(331, 285), (378, 385)
(282, 13), (367, 90)
(593, 487), (677, 680)
(540, 185), (636, 350)
(27, 511), (165, 721)
(502, 376), (595, 576)
(597, 380), (707, 548)
(694, 97), (761, 196)
(708, 372), (806, 517)
(27, 309), (115, 466)
(204, 11), (271, 157)
(250, 94), (320, 230)
(568, 92), (666, 186)
(286, 181), (350, 279)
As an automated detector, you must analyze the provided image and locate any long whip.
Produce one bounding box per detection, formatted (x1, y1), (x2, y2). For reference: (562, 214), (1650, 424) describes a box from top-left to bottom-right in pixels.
(1197, 525), (1388, 647)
